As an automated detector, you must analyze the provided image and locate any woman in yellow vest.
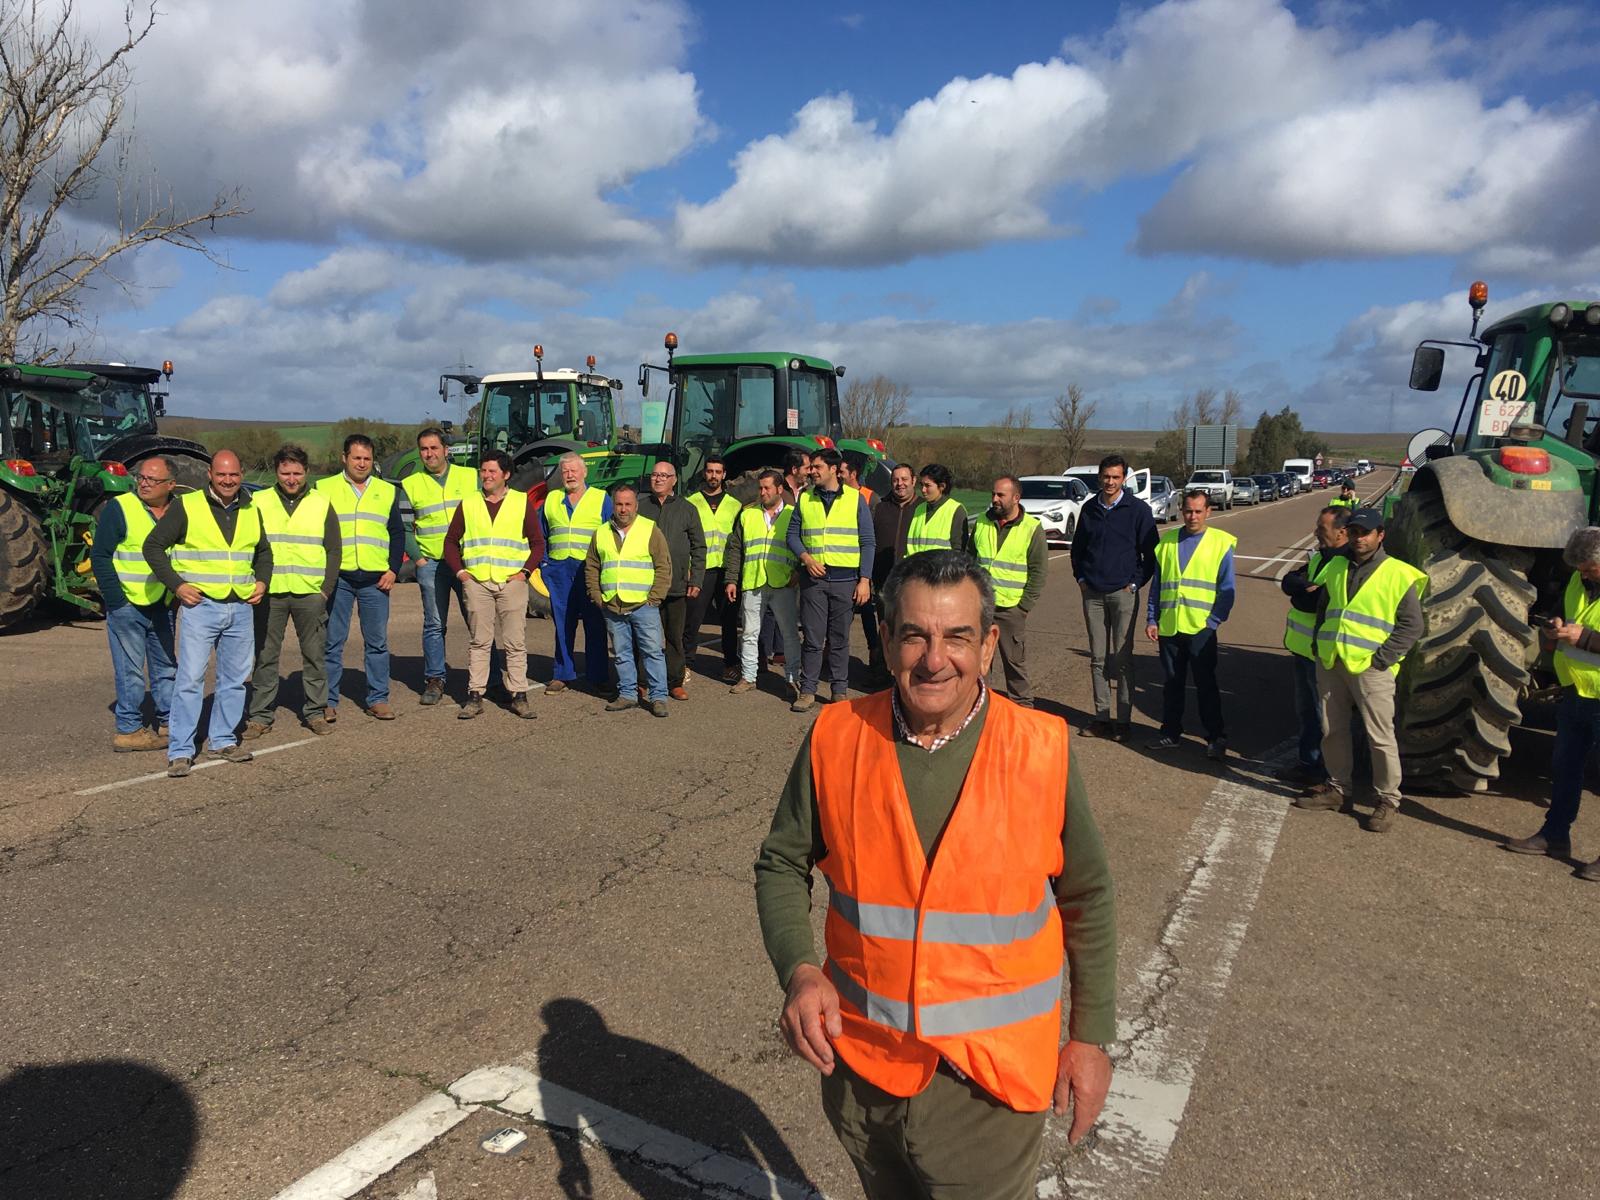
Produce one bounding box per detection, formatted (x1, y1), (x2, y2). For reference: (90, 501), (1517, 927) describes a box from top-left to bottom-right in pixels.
(1505, 526), (1600, 879)
(904, 463), (967, 556)
(584, 483), (673, 716)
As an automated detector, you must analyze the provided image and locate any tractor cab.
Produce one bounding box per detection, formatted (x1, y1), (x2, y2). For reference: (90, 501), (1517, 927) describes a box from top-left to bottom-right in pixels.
(0, 364), (131, 486)
(478, 368), (618, 461)
(62, 361), (211, 490)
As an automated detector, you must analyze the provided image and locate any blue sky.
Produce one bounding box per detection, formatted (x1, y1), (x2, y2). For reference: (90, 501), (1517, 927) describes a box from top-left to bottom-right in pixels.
(56, 0), (1600, 433)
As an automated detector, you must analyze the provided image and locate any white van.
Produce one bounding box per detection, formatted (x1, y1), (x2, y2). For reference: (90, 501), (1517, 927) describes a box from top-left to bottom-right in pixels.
(1065, 464), (1152, 506)
(1282, 458), (1314, 488)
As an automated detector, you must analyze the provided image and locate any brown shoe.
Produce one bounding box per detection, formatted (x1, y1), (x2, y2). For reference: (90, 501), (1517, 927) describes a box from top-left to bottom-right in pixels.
(669, 686), (689, 701)
(304, 716), (334, 736)
(790, 692), (816, 713)
(509, 693), (537, 720)
(1293, 783), (1344, 811)
(545, 679), (568, 694)
(605, 697), (638, 712)
(1113, 722), (1131, 742)
(1362, 803), (1396, 833)
(1080, 719), (1114, 739)
(1577, 857), (1600, 882)
(241, 720), (271, 741)
(112, 728), (167, 754)
(829, 683), (848, 704)
(458, 693), (484, 720)
(649, 699), (670, 718)
(419, 678), (445, 706)
(324, 707), (338, 724)
(366, 702), (397, 720)
(1504, 831), (1571, 857)
(208, 744), (254, 764)
(730, 678), (756, 694)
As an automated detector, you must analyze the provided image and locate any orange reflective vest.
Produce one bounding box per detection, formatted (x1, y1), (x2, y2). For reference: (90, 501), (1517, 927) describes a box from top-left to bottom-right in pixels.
(810, 691), (1068, 1112)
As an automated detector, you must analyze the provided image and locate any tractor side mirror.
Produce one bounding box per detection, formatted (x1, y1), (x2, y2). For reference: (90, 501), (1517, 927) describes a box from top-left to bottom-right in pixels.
(638, 366), (650, 398)
(1409, 346), (1445, 392)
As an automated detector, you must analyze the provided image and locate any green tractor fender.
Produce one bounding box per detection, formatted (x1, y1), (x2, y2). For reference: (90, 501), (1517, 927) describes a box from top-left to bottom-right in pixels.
(1413, 453), (1584, 549)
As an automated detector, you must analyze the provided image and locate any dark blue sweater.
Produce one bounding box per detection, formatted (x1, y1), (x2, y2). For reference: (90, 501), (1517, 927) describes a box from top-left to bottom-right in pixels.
(1070, 490), (1158, 593)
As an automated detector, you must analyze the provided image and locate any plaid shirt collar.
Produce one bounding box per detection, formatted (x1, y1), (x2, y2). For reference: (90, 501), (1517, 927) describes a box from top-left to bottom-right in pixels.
(892, 678), (988, 753)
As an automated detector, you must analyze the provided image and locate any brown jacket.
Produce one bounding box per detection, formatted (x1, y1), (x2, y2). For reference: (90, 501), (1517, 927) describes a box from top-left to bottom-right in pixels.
(584, 519), (673, 614)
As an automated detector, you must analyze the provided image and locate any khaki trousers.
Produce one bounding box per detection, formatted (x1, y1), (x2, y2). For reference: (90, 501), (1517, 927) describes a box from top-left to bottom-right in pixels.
(992, 604), (1032, 705)
(1317, 659), (1401, 807)
(462, 575), (528, 695)
(821, 1056), (1046, 1200)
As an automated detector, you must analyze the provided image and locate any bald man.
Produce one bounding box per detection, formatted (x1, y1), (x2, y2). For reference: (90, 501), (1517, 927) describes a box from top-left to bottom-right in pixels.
(144, 450), (273, 777)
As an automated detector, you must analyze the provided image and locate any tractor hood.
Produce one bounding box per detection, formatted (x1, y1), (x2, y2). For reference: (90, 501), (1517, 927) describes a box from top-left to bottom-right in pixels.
(1424, 453), (1585, 549)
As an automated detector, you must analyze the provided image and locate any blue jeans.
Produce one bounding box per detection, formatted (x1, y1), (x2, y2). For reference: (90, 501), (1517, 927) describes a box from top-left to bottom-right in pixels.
(106, 601), (176, 733)
(1546, 691), (1600, 838)
(606, 605), (667, 702)
(547, 557), (608, 684)
(1292, 654), (1325, 772)
(416, 558), (461, 682)
(169, 598), (254, 761)
(325, 576), (391, 707)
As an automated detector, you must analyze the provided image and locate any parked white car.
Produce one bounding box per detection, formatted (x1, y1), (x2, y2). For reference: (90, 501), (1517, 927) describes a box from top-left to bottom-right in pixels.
(1064, 464), (1153, 507)
(1018, 475), (1090, 543)
(1185, 469), (1235, 510)
(1148, 474), (1177, 521)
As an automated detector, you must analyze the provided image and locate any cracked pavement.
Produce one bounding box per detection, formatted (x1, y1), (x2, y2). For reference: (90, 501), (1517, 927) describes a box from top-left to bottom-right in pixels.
(4, 487), (1598, 1199)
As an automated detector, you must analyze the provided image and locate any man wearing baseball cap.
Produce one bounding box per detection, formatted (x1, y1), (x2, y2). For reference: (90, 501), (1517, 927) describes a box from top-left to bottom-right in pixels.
(1294, 507), (1425, 832)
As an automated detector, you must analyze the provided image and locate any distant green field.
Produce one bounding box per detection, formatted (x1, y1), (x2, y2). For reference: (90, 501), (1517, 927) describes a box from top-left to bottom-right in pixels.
(892, 425), (1408, 466)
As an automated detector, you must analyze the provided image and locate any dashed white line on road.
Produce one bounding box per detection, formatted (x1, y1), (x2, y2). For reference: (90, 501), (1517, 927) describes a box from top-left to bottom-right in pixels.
(1039, 739), (1297, 1198)
(73, 736), (318, 796)
(272, 1062), (828, 1200)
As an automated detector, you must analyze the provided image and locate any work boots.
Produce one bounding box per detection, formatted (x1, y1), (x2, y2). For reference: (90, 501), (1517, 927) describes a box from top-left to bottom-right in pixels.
(509, 693), (537, 720)
(458, 693), (484, 720)
(419, 678), (445, 706)
(113, 728), (167, 754)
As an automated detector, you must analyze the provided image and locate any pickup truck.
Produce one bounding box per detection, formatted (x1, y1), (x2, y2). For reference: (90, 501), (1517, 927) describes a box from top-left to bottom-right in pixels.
(1185, 469), (1234, 510)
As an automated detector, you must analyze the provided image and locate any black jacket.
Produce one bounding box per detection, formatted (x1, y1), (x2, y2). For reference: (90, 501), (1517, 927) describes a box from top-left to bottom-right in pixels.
(640, 493), (706, 597)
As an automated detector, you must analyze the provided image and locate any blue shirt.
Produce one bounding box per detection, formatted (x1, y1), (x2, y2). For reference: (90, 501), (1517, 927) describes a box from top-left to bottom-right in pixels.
(1147, 527), (1236, 629)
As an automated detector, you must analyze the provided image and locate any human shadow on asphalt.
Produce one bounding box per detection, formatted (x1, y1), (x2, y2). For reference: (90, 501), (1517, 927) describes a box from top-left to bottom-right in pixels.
(0, 1059), (197, 1200)
(537, 998), (817, 1199)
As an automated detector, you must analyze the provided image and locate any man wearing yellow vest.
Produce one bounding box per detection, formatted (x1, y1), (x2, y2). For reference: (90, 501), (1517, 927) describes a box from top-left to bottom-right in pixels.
(787, 447), (875, 712)
(1506, 526), (1600, 878)
(684, 454), (742, 684)
(316, 434), (405, 721)
(968, 476), (1048, 707)
(142, 450), (271, 777)
(1145, 489), (1237, 760)
(904, 462), (967, 557)
(90, 454), (178, 752)
(585, 483), (673, 716)
(442, 449), (545, 720)
(244, 444), (341, 739)
(1296, 507), (1425, 833)
(1330, 481), (1358, 510)
(1279, 506), (1351, 782)
(755, 551), (1116, 1198)
(542, 452), (612, 693)
(722, 469), (802, 698)
(402, 426), (479, 705)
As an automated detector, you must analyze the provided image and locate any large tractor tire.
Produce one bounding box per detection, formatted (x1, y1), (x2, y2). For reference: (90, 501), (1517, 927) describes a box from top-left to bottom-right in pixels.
(0, 489), (50, 629)
(1388, 487), (1536, 792)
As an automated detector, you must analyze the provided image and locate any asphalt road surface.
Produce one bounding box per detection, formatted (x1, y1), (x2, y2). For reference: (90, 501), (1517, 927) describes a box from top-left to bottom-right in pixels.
(3, 475), (1596, 1200)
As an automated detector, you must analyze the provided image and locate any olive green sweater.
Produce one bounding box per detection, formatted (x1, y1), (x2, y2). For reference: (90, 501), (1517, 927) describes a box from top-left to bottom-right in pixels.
(753, 700), (1117, 1045)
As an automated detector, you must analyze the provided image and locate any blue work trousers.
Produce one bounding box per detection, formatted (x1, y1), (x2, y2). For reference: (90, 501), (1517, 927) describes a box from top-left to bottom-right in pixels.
(325, 576), (391, 708)
(547, 557), (608, 684)
(106, 601), (176, 734)
(169, 597), (254, 761)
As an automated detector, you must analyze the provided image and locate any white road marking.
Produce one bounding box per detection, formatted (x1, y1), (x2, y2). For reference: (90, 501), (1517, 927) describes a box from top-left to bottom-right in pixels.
(274, 1062), (828, 1200)
(1039, 739), (1297, 1199)
(270, 1092), (478, 1200)
(73, 736), (319, 796)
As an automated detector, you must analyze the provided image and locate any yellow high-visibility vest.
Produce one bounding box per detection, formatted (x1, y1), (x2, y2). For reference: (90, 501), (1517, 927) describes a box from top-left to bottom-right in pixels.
(315, 475), (396, 572)
(402, 464), (478, 560)
(738, 505), (796, 590)
(112, 492), (168, 606)
(1283, 549), (1334, 659)
(460, 489), (531, 583)
(906, 498), (960, 556)
(1155, 527), (1238, 636)
(797, 486), (862, 570)
(1329, 497), (1357, 510)
(596, 516), (658, 603)
(1315, 556), (1428, 675)
(544, 486), (608, 562)
(254, 488), (331, 596)
(972, 512), (1040, 608)
(170, 490), (261, 600)
(689, 491), (741, 570)
(1553, 572), (1600, 698)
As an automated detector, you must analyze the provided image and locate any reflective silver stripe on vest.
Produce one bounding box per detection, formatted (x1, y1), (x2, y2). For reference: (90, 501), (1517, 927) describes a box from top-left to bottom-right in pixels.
(1158, 597), (1213, 612)
(803, 539), (860, 553)
(112, 550), (156, 580)
(271, 564), (324, 577)
(825, 960), (912, 1031)
(178, 549), (248, 562)
(1559, 644), (1600, 668)
(413, 501), (450, 517)
(979, 557), (1029, 584)
(1285, 610), (1314, 632)
(917, 970), (1063, 1037)
(462, 536), (528, 550)
(828, 884), (1054, 946)
(1160, 577), (1217, 594)
(267, 534), (324, 547)
(1336, 608), (1396, 634)
(182, 571), (254, 584)
(600, 558), (655, 573)
(907, 535), (948, 551)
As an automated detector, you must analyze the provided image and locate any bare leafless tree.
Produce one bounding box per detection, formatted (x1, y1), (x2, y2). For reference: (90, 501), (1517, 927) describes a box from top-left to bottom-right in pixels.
(994, 402), (1033, 477)
(0, 1), (248, 360)
(1219, 388), (1242, 426)
(840, 373), (911, 441)
(1049, 382), (1097, 470)
(1189, 387), (1218, 426)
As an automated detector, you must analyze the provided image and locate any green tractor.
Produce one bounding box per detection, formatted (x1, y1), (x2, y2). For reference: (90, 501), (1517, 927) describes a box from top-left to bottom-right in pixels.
(62, 361), (212, 491)
(1388, 282), (1600, 790)
(590, 333), (893, 500)
(0, 364), (136, 628)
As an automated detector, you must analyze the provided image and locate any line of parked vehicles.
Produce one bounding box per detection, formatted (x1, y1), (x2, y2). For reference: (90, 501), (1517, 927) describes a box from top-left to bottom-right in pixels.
(1014, 457), (1378, 543)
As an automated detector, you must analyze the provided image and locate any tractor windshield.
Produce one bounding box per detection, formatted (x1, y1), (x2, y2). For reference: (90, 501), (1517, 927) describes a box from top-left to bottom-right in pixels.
(574, 383), (614, 445)
(78, 382), (156, 454)
(675, 366), (778, 449)
(482, 380), (574, 451)
(3, 391), (81, 463)
(1537, 333), (1600, 444)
